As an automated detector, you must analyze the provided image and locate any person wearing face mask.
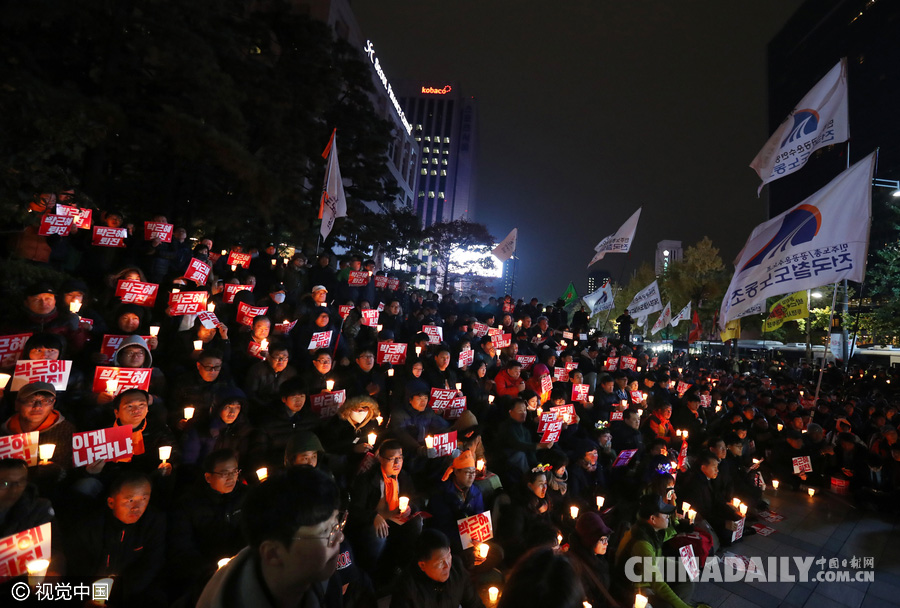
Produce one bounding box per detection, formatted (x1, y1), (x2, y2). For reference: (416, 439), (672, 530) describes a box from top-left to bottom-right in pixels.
(322, 396), (382, 483)
(257, 283), (295, 325)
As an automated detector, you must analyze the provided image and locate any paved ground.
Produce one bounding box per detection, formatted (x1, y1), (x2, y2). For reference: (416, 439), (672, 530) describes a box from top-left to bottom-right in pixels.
(693, 487), (900, 608)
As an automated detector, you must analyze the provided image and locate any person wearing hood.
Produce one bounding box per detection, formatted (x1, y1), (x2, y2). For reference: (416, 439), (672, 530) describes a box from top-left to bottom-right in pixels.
(292, 308), (349, 368)
(93, 334), (167, 418)
(568, 512), (617, 608)
(321, 395), (381, 482)
(181, 387), (253, 472)
(525, 363), (551, 404)
(387, 388), (450, 456)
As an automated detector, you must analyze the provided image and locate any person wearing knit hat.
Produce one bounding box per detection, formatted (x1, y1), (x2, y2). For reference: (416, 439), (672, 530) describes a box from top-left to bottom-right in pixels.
(284, 431), (326, 468)
(575, 511), (613, 554)
(429, 450), (488, 556)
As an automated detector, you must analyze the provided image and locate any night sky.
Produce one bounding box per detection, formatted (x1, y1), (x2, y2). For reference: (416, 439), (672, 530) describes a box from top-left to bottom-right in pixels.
(354, 0), (806, 301)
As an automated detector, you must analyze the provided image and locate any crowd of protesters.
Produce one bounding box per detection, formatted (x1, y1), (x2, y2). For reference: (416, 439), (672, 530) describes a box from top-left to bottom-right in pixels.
(1, 196), (899, 608)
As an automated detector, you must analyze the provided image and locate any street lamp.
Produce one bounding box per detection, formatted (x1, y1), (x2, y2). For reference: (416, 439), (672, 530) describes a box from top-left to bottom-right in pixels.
(806, 290), (823, 364)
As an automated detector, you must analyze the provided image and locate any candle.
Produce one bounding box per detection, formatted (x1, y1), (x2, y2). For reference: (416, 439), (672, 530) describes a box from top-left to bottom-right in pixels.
(456, 382), (462, 391)
(584, 602), (593, 608)
(716, 404), (722, 412)
(221, 249), (227, 255)
(93, 578), (114, 606)
(716, 399), (722, 406)
(808, 488), (816, 497)
(230, 264), (237, 272)
(777, 423), (784, 431)
(39, 444), (55, 464)
(739, 504), (748, 517)
(398, 496), (409, 512)
(570, 505), (579, 519)
(184, 406), (195, 420)
(687, 509), (696, 524)
(217, 558), (232, 569)
(149, 325), (160, 336)
(415, 346), (422, 355)
(376, 324), (383, 332)
(557, 532), (563, 545)
(488, 395), (495, 404)
(642, 392), (648, 401)
(677, 367), (683, 374)
(172, 288), (180, 294)
(271, 258), (277, 266)
(326, 379), (335, 392)
(682, 502), (691, 513)
(158, 445), (172, 462)
(425, 435), (434, 449)
(476, 459), (485, 471)
(260, 338), (269, 352)
(536, 407), (543, 417)
(637, 366), (642, 372)
(26, 558), (50, 585)
(732, 497), (741, 508)
(596, 496), (605, 509)
(637, 409), (643, 417)
(106, 379), (118, 394)
(376, 415), (384, 426)
(488, 587), (499, 603)
(207, 302), (215, 312)
(193, 340), (203, 351)
(752, 458), (760, 464)
(676, 429), (683, 437)
(367, 432), (377, 446)
(256, 467), (268, 481)
(0, 373), (9, 387)
(387, 368), (394, 377)
(772, 479), (780, 490)
(682, 431), (689, 440)
(476, 543), (490, 559)
(69, 299), (82, 313)
(635, 593), (649, 608)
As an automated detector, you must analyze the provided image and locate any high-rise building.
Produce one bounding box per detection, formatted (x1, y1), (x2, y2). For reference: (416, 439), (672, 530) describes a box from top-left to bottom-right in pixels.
(397, 81), (478, 226)
(656, 240), (683, 275)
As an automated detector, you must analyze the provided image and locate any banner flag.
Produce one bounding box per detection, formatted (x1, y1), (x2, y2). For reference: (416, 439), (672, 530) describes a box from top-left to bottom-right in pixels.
(626, 280), (663, 317)
(762, 291), (809, 332)
(650, 302), (672, 335)
(721, 152), (875, 325)
(750, 59), (849, 193)
(671, 301), (691, 327)
(720, 319), (741, 343)
(588, 208), (641, 267)
(319, 129), (347, 239)
(583, 279), (614, 313)
(492, 228), (518, 262)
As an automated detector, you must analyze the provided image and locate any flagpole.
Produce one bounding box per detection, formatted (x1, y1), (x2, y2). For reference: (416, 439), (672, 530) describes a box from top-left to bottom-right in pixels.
(602, 253), (631, 333)
(510, 241), (518, 297)
(813, 282), (840, 405)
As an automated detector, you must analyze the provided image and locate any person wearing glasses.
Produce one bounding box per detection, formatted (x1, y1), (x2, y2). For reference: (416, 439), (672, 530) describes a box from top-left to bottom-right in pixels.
(168, 449), (248, 603)
(197, 466), (345, 608)
(567, 512), (617, 608)
(244, 338), (298, 416)
(347, 439), (423, 582)
(2, 382), (76, 472)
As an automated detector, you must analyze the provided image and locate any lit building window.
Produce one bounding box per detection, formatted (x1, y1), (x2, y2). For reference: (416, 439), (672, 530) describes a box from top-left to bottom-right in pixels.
(438, 192), (445, 199)
(421, 169), (427, 175)
(418, 191), (425, 197)
(423, 146), (430, 153)
(416, 124), (423, 131)
(424, 136), (431, 142)
(428, 191), (435, 198)
(422, 159), (428, 165)
(431, 158), (438, 165)
(431, 170), (437, 176)
(440, 170), (447, 176)
(415, 137), (421, 142)
(444, 137), (450, 143)
(442, 159), (448, 165)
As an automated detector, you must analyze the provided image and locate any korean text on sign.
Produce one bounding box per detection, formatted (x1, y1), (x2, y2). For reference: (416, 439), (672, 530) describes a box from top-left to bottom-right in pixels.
(377, 342), (407, 365)
(310, 390), (346, 419)
(0, 333), (32, 368)
(11, 359), (72, 391)
(457, 511), (493, 549)
(144, 222), (173, 242)
(0, 523), (52, 579)
(169, 291), (208, 315)
(185, 258), (211, 284)
(431, 431), (457, 458)
(115, 280), (159, 306)
(72, 425), (134, 467)
(0, 431), (40, 466)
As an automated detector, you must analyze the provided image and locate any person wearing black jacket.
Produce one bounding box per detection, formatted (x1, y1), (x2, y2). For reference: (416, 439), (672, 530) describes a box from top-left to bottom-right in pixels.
(66, 471), (167, 607)
(248, 377), (320, 479)
(390, 529), (484, 608)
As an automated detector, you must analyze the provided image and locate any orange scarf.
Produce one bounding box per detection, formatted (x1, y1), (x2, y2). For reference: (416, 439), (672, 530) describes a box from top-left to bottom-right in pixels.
(383, 472), (399, 512)
(7, 410), (59, 434)
(114, 419), (146, 461)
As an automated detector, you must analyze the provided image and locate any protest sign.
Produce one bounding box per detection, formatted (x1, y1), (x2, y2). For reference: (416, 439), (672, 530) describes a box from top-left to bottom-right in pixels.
(116, 280), (159, 306)
(72, 425), (133, 467)
(169, 291), (207, 315)
(92, 367), (152, 394)
(0, 432), (39, 466)
(310, 390), (346, 419)
(377, 341), (407, 365)
(0, 523), (51, 579)
(11, 360), (71, 391)
(144, 222), (173, 242)
(457, 511), (493, 549)
(0, 333), (31, 368)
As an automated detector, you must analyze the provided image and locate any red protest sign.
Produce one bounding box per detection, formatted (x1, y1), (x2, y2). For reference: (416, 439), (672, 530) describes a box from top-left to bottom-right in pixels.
(310, 390), (346, 419)
(11, 360), (72, 391)
(307, 330), (332, 349)
(540, 374), (552, 395)
(458, 348), (474, 368)
(387, 277), (400, 291)
(541, 420), (563, 443)
(429, 388), (458, 413)
(274, 319), (297, 335)
(56, 204), (92, 228)
(650, 357), (659, 368)
(677, 439), (689, 468)
(0, 431), (39, 466)
(236, 302), (268, 326)
(490, 333), (511, 349)
(487, 327), (501, 336)
(732, 516), (746, 543)
(185, 258), (212, 285)
(431, 430), (457, 457)
(457, 511), (493, 549)
(377, 341), (407, 365)
(620, 356), (637, 371)
(197, 311), (220, 329)
(679, 544), (700, 581)
(169, 291), (208, 315)
(374, 275), (389, 289)
(550, 404), (575, 423)
(515, 355), (536, 370)
(338, 304), (355, 319)
(144, 221), (173, 242)
(562, 331), (574, 340)
(471, 322), (489, 337)
(248, 341), (266, 360)
(0, 333), (32, 368)
(99, 335), (151, 365)
(700, 394), (712, 407)
(613, 449), (638, 467)
(537, 411), (559, 433)
(116, 280), (159, 307)
(0, 523), (52, 579)
(92, 226), (127, 247)
(360, 309), (380, 327)
(445, 396), (467, 420)
(227, 251), (251, 269)
(72, 425), (133, 466)
(348, 271), (370, 286)
(597, 336), (608, 347)
(792, 456), (813, 474)
(565, 362), (579, 372)
(676, 381), (692, 397)
(553, 367), (569, 382)
(572, 383), (590, 402)
(423, 325), (443, 344)
(38, 213), (74, 236)
(92, 367), (152, 394)
(223, 283), (253, 303)
(611, 411), (624, 421)
(604, 357), (619, 371)
(630, 390), (645, 404)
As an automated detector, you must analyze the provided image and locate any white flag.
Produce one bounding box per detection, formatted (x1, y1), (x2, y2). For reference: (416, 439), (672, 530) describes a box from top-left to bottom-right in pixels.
(636, 315), (647, 328)
(750, 59), (849, 193)
(583, 281), (614, 313)
(671, 302), (691, 327)
(721, 152), (875, 325)
(626, 280), (663, 317)
(588, 208), (642, 267)
(319, 130), (348, 240)
(492, 228), (518, 262)
(651, 302), (672, 335)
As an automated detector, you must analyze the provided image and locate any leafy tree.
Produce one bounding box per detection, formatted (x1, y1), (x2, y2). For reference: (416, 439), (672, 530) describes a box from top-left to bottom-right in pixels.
(421, 219), (495, 295)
